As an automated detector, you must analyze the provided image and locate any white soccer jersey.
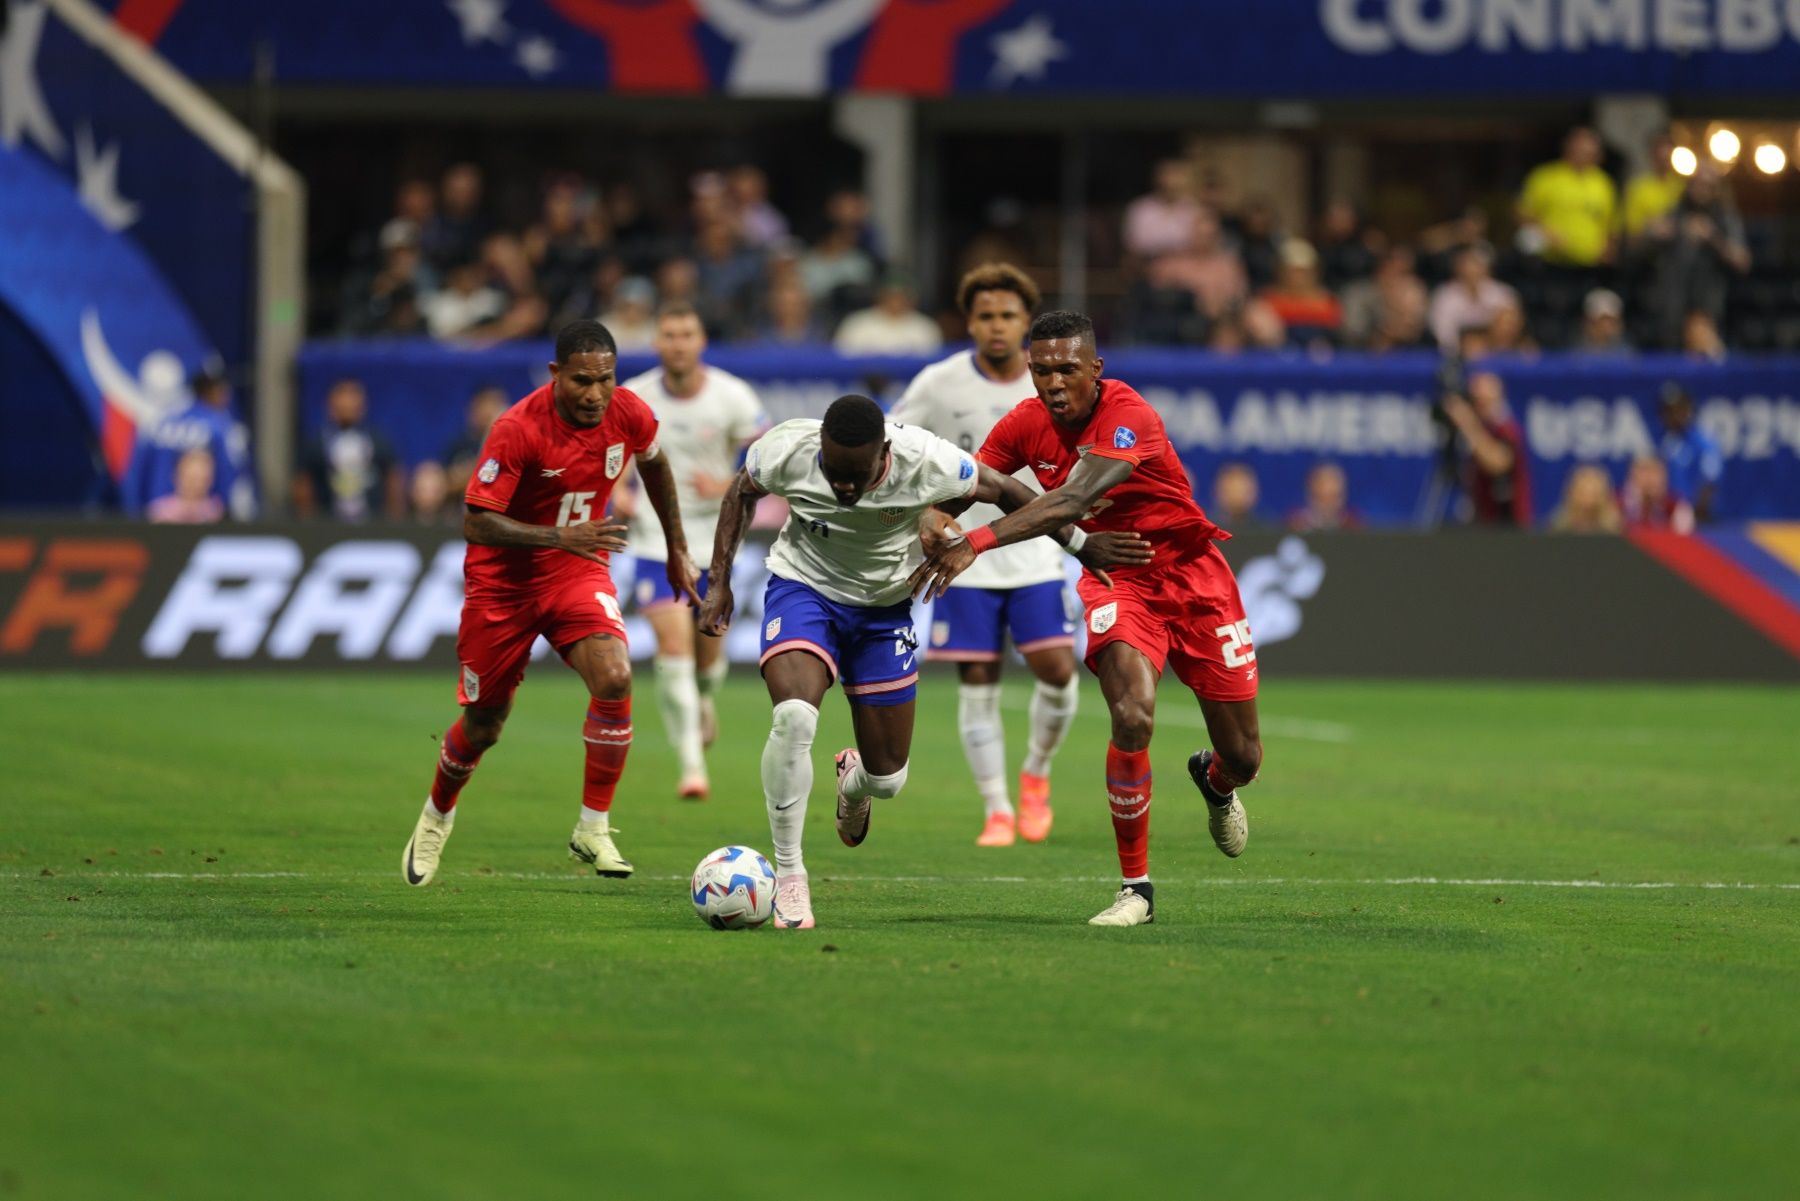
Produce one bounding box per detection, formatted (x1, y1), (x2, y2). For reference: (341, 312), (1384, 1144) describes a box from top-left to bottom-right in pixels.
(888, 350), (1065, 589)
(623, 365), (768, 560)
(750, 419), (981, 608)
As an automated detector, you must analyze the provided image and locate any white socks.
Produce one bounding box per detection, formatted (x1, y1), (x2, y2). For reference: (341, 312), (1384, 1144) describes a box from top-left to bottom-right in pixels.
(958, 682), (1012, 817)
(762, 698), (818, 876)
(697, 655), (729, 699)
(577, 808), (609, 831)
(1023, 677), (1079, 779)
(654, 656), (704, 776)
(840, 759), (908, 801)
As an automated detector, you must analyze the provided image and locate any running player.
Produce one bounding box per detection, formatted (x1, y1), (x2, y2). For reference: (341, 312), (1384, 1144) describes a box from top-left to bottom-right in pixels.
(888, 263), (1077, 848)
(401, 319), (699, 887)
(697, 394), (1150, 929)
(620, 302), (768, 800)
(912, 310), (1262, 928)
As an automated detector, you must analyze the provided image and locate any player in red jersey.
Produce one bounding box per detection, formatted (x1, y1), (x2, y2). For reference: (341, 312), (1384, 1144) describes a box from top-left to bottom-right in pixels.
(912, 310), (1261, 927)
(401, 320), (699, 887)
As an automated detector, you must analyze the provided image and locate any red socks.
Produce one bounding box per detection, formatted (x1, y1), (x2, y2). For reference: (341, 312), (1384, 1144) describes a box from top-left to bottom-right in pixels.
(429, 719), (485, 815)
(1208, 753), (1253, 798)
(1105, 743), (1152, 880)
(582, 697), (633, 814)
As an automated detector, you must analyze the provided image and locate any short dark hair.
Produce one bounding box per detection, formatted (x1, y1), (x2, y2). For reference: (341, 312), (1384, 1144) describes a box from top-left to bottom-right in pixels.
(822, 395), (885, 449)
(656, 300), (701, 325)
(956, 262), (1040, 315)
(555, 319), (617, 363)
(1029, 309), (1095, 346)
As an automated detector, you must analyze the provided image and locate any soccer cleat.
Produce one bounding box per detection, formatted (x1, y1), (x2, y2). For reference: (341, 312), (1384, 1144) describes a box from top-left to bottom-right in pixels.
(771, 872), (815, 929)
(976, 813), (1017, 847)
(834, 749), (872, 848)
(402, 802), (454, 887)
(699, 696), (719, 750)
(1017, 772), (1054, 843)
(569, 823), (635, 878)
(1088, 882), (1155, 926)
(1189, 750), (1249, 858)
(677, 772), (710, 802)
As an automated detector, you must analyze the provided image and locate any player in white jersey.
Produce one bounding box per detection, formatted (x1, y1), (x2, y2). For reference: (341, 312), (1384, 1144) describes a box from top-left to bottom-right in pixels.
(697, 395), (1150, 928)
(618, 303), (768, 799)
(889, 263), (1079, 848)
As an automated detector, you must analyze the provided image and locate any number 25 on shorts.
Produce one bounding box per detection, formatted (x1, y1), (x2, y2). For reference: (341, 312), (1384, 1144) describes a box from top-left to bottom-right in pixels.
(1214, 619), (1255, 668)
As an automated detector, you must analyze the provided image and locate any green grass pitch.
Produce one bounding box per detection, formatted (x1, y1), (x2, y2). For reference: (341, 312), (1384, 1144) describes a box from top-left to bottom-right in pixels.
(3, 670), (1797, 1200)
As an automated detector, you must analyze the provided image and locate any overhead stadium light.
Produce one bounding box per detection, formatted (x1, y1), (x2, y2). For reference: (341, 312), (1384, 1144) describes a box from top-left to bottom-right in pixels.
(1753, 142), (1787, 175)
(1709, 127), (1741, 163)
(1670, 146), (1698, 176)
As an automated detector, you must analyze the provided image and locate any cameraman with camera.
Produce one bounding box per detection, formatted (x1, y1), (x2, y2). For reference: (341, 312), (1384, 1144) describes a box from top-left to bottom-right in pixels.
(1425, 349), (1534, 528)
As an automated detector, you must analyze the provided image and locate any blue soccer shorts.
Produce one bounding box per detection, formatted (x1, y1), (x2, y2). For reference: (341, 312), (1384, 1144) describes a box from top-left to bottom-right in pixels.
(926, 579), (1076, 662)
(631, 561), (710, 612)
(758, 573), (919, 707)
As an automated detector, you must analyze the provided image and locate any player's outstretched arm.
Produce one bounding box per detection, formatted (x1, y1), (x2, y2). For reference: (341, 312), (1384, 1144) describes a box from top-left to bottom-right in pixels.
(636, 448), (701, 606)
(696, 468), (766, 636)
(910, 455), (1139, 600)
(463, 505), (628, 564)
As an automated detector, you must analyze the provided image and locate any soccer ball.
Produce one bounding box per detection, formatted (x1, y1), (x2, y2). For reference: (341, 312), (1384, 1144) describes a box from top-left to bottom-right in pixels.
(690, 845), (777, 930)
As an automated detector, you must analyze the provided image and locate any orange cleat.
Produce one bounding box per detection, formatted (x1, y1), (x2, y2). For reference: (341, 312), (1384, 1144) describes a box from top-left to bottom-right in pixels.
(976, 813), (1017, 847)
(1017, 773), (1054, 842)
(677, 773), (709, 801)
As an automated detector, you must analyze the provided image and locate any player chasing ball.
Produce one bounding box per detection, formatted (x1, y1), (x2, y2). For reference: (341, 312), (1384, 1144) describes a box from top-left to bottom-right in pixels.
(913, 310), (1264, 928)
(697, 395), (1151, 929)
(401, 319), (700, 887)
(889, 263), (1081, 848)
(617, 302), (769, 800)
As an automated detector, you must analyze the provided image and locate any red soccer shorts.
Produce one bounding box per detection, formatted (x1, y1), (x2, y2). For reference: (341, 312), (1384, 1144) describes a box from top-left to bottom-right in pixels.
(456, 569), (628, 707)
(1076, 539), (1258, 702)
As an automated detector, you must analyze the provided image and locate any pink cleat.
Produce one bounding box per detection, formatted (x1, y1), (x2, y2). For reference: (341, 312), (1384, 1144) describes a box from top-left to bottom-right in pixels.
(772, 872), (815, 929)
(834, 749), (872, 848)
(1017, 772), (1054, 843)
(976, 813), (1017, 847)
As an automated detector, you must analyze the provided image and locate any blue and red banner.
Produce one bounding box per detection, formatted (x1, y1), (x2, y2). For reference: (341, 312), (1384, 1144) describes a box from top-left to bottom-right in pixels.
(94, 0), (1800, 96)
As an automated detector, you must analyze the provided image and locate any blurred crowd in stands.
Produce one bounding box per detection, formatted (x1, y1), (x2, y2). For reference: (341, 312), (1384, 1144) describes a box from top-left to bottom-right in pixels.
(328, 124), (1786, 357)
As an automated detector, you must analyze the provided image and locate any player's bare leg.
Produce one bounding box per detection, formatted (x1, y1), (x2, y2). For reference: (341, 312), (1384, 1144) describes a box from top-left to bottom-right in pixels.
(647, 602), (708, 799)
(696, 628), (727, 749)
(564, 633), (637, 877)
(836, 700), (915, 848)
(404, 700), (512, 886)
(957, 659), (1016, 846)
(1018, 645), (1079, 843)
(1189, 698), (1261, 858)
(762, 650), (832, 928)
(1090, 643), (1159, 926)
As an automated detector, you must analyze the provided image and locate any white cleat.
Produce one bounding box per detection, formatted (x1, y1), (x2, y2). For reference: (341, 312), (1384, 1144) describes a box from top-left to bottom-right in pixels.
(569, 823), (634, 878)
(677, 772), (710, 802)
(1088, 883), (1155, 927)
(834, 749), (871, 848)
(403, 802), (454, 887)
(1189, 750), (1249, 858)
(1209, 795), (1248, 858)
(771, 872), (815, 929)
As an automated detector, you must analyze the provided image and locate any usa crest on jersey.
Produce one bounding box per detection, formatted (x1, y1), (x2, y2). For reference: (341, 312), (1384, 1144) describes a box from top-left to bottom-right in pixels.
(605, 442), (625, 479)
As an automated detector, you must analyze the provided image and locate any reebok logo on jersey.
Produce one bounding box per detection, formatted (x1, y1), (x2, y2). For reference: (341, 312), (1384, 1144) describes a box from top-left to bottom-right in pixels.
(477, 458), (500, 484)
(540, 467), (566, 477)
(1036, 461), (1060, 473)
(1113, 427), (1138, 450)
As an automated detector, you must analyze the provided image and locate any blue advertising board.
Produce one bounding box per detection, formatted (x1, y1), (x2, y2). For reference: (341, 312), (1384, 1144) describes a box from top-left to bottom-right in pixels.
(295, 341), (1800, 526)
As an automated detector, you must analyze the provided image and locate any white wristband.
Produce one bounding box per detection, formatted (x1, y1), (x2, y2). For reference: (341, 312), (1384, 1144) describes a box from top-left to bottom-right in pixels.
(1064, 527), (1087, 553)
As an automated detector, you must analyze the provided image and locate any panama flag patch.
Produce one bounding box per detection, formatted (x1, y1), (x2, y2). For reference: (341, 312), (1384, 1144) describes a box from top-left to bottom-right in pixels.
(1089, 602), (1118, 635)
(1113, 427), (1138, 450)
(477, 457), (500, 484)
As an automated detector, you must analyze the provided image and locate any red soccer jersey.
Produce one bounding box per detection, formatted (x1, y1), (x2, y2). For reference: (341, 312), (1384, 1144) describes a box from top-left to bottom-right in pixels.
(979, 378), (1225, 577)
(463, 382), (659, 599)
